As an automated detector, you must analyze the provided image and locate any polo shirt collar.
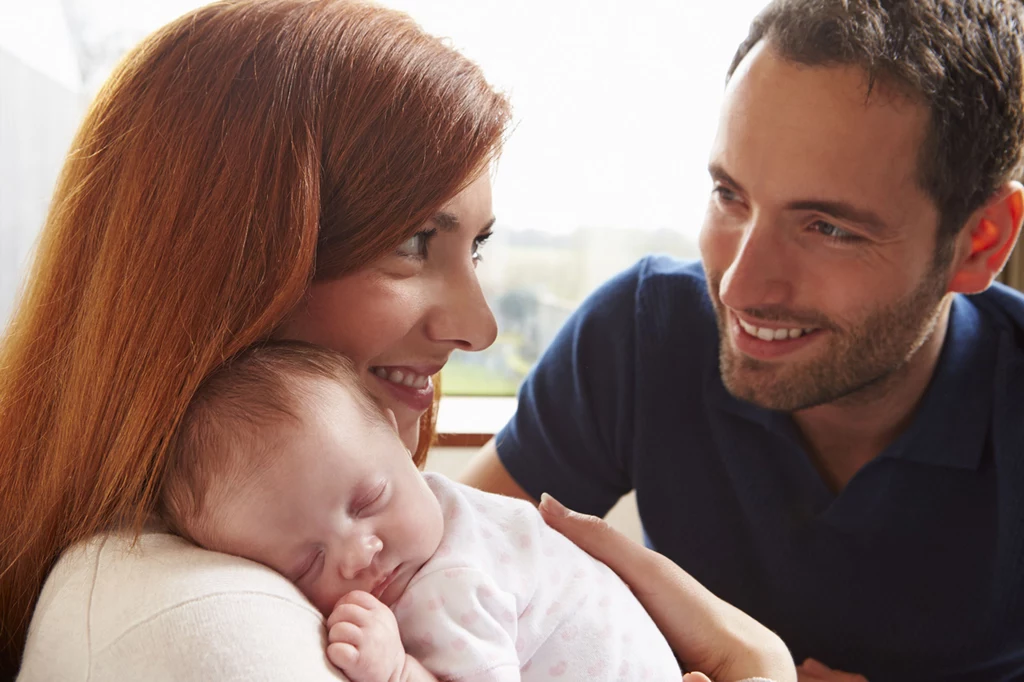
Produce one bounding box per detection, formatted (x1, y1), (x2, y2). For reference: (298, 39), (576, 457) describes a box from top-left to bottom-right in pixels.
(706, 294), (995, 471)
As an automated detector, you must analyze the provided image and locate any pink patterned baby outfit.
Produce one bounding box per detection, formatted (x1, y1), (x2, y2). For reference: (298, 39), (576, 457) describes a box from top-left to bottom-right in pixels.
(392, 473), (681, 681)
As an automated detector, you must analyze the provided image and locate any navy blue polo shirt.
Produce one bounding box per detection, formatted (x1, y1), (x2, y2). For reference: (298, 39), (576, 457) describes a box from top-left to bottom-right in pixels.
(496, 256), (1024, 682)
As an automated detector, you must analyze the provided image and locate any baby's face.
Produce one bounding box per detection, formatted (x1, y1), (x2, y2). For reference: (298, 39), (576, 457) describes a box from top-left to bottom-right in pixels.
(200, 381), (444, 615)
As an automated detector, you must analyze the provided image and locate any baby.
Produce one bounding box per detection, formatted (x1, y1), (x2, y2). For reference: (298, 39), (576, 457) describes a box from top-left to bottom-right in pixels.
(160, 341), (682, 682)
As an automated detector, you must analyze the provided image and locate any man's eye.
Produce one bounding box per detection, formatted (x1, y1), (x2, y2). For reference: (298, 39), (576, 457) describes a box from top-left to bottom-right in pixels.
(396, 229), (437, 258)
(813, 220), (861, 243)
(711, 185), (739, 203)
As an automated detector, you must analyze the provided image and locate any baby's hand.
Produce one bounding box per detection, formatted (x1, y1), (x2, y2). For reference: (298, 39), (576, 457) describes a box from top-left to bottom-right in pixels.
(326, 590), (407, 682)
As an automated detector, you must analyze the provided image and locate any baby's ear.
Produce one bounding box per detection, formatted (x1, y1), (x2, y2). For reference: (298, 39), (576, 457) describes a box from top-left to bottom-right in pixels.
(383, 407), (399, 432)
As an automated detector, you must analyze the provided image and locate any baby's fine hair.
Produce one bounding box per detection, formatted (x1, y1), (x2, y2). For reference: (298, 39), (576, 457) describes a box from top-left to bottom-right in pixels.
(160, 341), (384, 541)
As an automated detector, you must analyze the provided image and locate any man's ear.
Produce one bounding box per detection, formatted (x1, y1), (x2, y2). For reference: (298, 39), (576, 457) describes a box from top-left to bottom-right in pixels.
(948, 181), (1024, 294)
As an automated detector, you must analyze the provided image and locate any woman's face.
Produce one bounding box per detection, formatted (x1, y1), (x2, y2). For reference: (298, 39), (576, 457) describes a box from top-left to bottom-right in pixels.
(277, 174), (498, 450)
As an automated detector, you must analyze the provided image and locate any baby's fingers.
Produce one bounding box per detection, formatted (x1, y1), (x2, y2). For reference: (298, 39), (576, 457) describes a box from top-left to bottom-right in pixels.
(327, 600), (372, 630)
(328, 620), (363, 647)
(326, 590), (383, 628)
(340, 590), (385, 611)
(326, 641), (359, 671)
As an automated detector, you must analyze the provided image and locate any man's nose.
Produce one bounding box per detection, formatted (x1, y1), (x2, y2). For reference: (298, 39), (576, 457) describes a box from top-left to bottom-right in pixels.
(718, 217), (793, 312)
(424, 263), (498, 351)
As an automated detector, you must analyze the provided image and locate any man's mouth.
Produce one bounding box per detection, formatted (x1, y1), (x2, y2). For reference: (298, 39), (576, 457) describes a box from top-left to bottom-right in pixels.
(736, 317), (818, 341)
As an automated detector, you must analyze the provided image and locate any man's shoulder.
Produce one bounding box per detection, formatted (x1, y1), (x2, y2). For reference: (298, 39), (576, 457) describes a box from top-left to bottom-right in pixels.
(633, 255), (709, 298)
(582, 255), (712, 328)
(970, 282), (1024, 340)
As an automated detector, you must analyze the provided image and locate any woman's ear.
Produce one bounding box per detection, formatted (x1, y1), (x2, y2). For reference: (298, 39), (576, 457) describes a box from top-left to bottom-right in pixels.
(949, 181), (1024, 294)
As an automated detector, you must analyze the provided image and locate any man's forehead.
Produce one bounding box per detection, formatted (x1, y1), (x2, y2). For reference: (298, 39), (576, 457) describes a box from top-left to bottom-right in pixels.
(713, 43), (936, 222)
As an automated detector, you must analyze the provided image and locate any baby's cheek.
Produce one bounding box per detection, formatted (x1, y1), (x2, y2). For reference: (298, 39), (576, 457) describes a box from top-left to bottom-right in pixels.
(310, 582), (343, 618)
(406, 501), (444, 558)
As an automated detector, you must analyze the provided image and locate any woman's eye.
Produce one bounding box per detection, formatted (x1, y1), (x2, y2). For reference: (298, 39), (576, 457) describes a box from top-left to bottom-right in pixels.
(396, 229), (437, 258)
(813, 220), (861, 243)
(472, 232), (493, 264)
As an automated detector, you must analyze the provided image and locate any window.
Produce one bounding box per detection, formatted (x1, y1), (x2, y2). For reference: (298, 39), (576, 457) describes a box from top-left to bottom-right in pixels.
(1, 0), (772, 400)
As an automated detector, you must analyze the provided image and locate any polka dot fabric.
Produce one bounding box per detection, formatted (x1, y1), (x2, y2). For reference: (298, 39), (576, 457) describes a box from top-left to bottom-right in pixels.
(392, 473), (681, 681)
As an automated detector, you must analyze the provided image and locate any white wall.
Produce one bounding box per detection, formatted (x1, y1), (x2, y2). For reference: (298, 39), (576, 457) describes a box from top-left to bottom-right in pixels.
(0, 1), (86, 328)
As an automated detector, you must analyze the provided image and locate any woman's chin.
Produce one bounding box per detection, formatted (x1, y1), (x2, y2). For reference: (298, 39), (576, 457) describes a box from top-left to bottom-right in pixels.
(397, 413), (421, 452)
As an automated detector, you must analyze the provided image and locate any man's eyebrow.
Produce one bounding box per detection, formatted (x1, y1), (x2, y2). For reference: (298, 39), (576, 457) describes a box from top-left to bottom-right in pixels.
(785, 199), (892, 236)
(708, 163), (743, 190)
(708, 163), (892, 237)
(429, 211), (497, 233)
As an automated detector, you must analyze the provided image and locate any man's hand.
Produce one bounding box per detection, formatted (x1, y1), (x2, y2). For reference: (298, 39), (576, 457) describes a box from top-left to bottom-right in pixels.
(538, 493), (797, 682)
(797, 658), (869, 682)
(326, 590), (408, 682)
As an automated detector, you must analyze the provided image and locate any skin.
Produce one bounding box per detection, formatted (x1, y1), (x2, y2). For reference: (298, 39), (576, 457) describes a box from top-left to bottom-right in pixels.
(700, 41), (1022, 496)
(464, 41), (1022, 682)
(278, 174), (498, 452)
(699, 41), (955, 493)
(193, 378), (444, 682)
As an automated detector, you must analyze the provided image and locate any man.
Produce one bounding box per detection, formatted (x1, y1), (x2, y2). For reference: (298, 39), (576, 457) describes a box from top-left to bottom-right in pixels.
(462, 2), (1024, 681)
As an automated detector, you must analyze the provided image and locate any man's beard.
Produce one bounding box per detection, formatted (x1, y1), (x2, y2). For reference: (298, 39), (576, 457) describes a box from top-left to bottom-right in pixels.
(708, 259), (951, 413)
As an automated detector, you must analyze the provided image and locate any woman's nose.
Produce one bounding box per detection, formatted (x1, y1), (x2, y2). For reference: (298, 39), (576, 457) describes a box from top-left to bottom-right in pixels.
(337, 533), (383, 580)
(424, 265), (498, 351)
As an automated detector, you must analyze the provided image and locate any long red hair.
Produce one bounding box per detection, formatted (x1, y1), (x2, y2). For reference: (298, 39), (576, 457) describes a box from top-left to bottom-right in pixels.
(0, 0), (510, 670)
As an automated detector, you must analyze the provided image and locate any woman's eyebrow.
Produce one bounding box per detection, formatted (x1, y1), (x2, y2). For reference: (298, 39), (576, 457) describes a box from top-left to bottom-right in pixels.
(431, 212), (496, 233)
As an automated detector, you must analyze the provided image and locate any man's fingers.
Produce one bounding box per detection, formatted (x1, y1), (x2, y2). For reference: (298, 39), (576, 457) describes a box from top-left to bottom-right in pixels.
(682, 673), (714, 682)
(538, 493), (629, 566)
(798, 659), (869, 682)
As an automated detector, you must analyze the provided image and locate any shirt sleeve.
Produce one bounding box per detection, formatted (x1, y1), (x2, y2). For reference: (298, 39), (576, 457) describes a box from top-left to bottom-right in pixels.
(394, 568), (520, 682)
(495, 258), (647, 517)
(87, 592), (348, 682)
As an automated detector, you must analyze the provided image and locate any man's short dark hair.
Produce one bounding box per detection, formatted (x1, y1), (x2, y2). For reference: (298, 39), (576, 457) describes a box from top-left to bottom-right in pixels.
(728, 0), (1024, 241)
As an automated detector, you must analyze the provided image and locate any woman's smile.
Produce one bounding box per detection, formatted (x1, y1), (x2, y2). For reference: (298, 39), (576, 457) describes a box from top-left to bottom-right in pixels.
(369, 364), (443, 412)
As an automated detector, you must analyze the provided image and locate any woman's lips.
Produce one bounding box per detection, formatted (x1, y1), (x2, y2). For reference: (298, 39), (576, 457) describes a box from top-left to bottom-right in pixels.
(370, 366), (438, 412)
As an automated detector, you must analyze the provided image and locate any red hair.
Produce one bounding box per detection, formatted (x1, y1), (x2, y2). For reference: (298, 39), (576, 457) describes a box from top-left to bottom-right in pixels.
(0, 0), (510, 670)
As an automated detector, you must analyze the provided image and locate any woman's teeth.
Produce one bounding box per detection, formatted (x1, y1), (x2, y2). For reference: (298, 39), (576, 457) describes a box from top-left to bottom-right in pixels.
(738, 318), (816, 341)
(373, 367), (430, 389)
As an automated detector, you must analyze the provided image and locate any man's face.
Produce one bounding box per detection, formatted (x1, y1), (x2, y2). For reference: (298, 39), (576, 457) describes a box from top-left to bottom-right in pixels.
(700, 42), (953, 412)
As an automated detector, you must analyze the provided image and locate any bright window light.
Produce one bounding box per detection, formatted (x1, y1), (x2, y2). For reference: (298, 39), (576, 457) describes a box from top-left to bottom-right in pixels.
(1, 0), (771, 396)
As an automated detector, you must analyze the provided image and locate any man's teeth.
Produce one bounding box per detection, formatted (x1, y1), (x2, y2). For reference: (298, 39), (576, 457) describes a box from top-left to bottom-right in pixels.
(738, 318), (815, 341)
(372, 367), (430, 389)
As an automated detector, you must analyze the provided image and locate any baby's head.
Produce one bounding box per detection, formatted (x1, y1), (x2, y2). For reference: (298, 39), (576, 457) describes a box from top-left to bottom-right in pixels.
(161, 341), (444, 615)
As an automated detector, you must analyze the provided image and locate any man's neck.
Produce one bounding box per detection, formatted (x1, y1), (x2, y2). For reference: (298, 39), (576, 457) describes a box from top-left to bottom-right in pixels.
(791, 297), (954, 493)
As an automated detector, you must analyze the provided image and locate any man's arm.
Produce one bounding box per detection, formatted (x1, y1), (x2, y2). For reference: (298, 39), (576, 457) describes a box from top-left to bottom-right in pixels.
(459, 439), (536, 503)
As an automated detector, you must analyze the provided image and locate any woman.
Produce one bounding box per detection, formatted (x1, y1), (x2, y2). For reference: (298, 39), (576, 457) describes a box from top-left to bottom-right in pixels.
(0, 1), (793, 679)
